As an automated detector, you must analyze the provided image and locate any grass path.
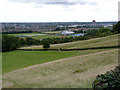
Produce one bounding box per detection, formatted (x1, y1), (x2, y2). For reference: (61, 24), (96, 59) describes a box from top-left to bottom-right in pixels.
(3, 49), (118, 88)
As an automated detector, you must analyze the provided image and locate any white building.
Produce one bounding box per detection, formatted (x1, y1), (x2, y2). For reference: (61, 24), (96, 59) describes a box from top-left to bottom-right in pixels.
(61, 31), (75, 35)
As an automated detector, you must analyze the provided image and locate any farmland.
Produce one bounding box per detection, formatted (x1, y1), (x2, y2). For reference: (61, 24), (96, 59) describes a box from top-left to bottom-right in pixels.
(2, 34), (119, 88)
(7, 31), (65, 40)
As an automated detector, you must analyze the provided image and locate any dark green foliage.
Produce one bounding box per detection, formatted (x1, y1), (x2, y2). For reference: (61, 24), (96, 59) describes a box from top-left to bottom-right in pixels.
(86, 28), (112, 38)
(19, 38), (26, 46)
(2, 34), (21, 52)
(2, 34), (41, 52)
(26, 37), (35, 46)
(42, 40), (50, 49)
(2, 31), (33, 34)
(55, 27), (60, 31)
(26, 37), (41, 46)
(73, 29), (86, 34)
(113, 21), (120, 33)
(92, 66), (120, 88)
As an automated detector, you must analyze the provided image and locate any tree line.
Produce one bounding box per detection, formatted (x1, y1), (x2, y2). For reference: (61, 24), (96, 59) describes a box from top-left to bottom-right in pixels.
(2, 31), (33, 34)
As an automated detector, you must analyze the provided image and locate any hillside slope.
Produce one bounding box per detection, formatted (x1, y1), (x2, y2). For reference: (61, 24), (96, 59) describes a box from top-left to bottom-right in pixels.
(20, 34), (119, 49)
(3, 49), (118, 88)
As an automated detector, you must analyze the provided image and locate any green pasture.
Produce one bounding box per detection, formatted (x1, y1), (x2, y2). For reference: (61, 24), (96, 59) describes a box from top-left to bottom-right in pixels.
(32, 35), (64, 39)
(2, 48), (115, 74)
(7, 32), (66, 39)
(42, 31), (61, 34)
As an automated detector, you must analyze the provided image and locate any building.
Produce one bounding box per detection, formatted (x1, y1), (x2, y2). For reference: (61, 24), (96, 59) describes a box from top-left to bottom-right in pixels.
(61, 31), (75, 35)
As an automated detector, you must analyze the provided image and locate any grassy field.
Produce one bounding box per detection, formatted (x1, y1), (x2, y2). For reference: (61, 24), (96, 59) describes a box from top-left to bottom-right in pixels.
(7, 32), (66, 39)
(2, 49), (118, 88)
(42, 31), (61, 34)
(32, 35), (64, 39)
(2, 34), (119, 88)
(2, 50), (78, 73)
(2, 49), (113, 73)
(20, 34), (119, 49)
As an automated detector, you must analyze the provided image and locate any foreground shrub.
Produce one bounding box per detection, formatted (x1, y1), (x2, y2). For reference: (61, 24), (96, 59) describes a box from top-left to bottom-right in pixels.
(92, 66), (120, 89)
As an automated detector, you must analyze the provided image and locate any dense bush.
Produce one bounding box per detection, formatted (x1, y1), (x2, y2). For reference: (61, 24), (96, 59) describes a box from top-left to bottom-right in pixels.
(41, 36), (87, 45)
(85, 28), (113, 38)
(92, 66), (120, 89)
(2, 34), (21, 52)
(25, 37), (41, 46)
(113, 21), (120, 33)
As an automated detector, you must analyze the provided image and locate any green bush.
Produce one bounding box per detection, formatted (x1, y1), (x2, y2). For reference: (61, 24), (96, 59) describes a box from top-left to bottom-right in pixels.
(2, 34), (21, 52)
(42, 40), (50, 49)
(92, 66), (120, 88)
(113, 21), (120, 33)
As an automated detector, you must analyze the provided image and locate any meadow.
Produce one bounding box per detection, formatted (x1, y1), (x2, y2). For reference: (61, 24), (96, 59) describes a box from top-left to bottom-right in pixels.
(42, 31), (61, 34)
(2, 49), (114, 73)
(7, 32), (66, 39)
(3, 49), (118, 88)
(2, 34), (119, 88)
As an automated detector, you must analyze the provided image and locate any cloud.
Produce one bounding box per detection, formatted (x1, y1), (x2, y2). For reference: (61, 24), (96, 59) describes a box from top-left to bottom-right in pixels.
(8, 0), (97, 6)
(118, 1), (120, 21)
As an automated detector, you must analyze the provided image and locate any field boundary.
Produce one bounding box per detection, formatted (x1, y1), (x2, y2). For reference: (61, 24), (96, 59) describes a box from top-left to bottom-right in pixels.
(17, 45), (120, 51)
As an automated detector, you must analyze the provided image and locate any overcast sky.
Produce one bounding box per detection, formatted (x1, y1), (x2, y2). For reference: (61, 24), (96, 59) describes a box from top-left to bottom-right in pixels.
(0, 0), (119, 22)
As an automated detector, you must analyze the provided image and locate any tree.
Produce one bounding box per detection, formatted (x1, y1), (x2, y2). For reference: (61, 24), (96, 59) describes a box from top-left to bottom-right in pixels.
(55, 27), (60, 31)
(43, 40), (50, 49)
(113, 21), (120, 33)
(26, 37), (34, 46)
(2, 34), (21, 52)
(19, 38), (26, 46)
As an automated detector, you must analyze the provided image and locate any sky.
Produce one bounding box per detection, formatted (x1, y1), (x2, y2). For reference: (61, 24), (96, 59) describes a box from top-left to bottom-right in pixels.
(0, 0), (119, 22)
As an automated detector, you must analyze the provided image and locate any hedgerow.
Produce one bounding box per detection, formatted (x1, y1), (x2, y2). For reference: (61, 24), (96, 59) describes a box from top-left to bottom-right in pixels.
(92, 66), (120, 89)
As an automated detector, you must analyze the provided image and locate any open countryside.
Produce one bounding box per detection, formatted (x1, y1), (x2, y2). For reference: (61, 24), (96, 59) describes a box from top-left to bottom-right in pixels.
(2, 21), (120, 88)
(2, 33), (120, 88)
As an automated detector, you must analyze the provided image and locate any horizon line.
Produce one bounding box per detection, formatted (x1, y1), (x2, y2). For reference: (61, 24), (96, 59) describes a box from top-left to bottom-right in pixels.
(0, 21), (118, 23)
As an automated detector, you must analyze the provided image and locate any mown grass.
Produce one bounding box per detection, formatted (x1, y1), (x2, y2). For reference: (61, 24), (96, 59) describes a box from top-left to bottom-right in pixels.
(7, 32), (65, 39)
(2, 50), (77, 73)
(42, 31), (61, 34)
(32, 35), (63, 39)
(2, 49), (118, 88)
